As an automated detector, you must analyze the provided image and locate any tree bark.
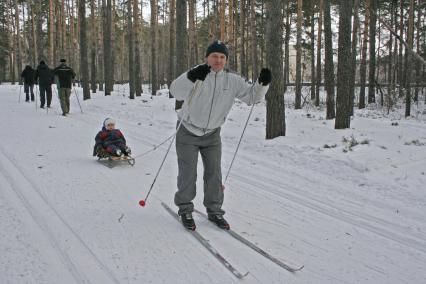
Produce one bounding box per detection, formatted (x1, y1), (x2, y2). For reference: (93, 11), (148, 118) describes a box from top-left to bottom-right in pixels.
(265, 0), (285, 139)
(239, 0), (247, 78)
(127, 0), (134, 98)
(367, 0), (377, 104)
(90, 0), (97, 92)
(133, 0), (142, 96)
(359, 0), (369, 109)
(168, 0), (175, 89)
(175, 0), (187, 75)
(310, 1), (315, 101)
(349, 0), (360, 114)
(250, 0), (258, 81)
(150, 0), (158, 96)
(14, 0), (22, 83)
(79, 0), (90, 99)
(295, 0), (302, 109)
(405, 0), (415, 117)
(324, 0), (335, 119)
(315, 0), (323, 107)
(335, 0), (353, 129)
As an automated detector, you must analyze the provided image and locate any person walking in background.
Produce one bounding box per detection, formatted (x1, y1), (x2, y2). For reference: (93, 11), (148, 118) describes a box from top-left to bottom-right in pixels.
(169, 40), (272, 231)
(21, 65), (36, 102)
(53, 59), (76, 116)
(35, 61), (54, 109)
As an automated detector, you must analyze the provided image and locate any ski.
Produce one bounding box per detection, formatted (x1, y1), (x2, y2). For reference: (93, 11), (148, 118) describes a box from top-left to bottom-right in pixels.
(161, 202), (249, 279)
(194, 209), (304, 273)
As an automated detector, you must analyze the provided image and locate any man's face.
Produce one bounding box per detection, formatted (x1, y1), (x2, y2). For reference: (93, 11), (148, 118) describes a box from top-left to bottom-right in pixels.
(206, 52), (227, 72)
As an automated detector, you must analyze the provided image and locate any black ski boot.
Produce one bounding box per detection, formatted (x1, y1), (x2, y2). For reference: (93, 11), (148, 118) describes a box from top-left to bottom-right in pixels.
(181, 213), (196, 231)
(208, 214), (230, 230)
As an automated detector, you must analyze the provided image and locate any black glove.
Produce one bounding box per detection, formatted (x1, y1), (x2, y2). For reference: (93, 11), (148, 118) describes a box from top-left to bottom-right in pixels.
(187, 64), (211, 83)
(258, 68), (272, 86)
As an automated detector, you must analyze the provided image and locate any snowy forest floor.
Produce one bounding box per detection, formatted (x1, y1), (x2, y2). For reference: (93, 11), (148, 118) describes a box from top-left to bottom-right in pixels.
(0, 84), (425, 284)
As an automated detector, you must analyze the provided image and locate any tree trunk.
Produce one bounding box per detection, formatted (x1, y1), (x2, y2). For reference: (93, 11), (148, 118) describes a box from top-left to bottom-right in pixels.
(150, 0), (158, 96)
(295, 0), (303, 109)
(265, 0), (285, 139)
(133, 0), (142, 96)
(349, 0), (360, 115)
(14, 0), (22, 84)
(97, 0), (104, 91)
(79, 0), (90, 99)
(324, 0), (335, 119)
(414, 0), (421, 102)
(188, 0), (196, 66)
(367, 0), (377, 104)
(284, 3), (290, 92)
(315, 0), (323, 107)
(90, 0), (97, 93)
(228, 0), (236, 70)
(103, 0), (112, 95)
(310, 1), (315, 101)
(239, 0), (247, 78)
(168, 0), (175, 89)
(220, 0), (225, 40)
(126, 0), (134, 97)
(335, 0), (353, 129)
(36, 0), (43, 62)
(359, 0), (369, 109)
(405, 0), (415, 117)
(250, 0), (258, 81)
(30, 1), (37, 66)
(48, 0), (54, 65)
(175, 0), (187, 75)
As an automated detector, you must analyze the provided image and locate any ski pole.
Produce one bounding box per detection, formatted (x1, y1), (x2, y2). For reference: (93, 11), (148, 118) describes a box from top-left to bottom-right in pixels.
(139, 80), (202, 207)
(73, 87), (83, 113)
(18, 85), (22, 103)
(223, 85), (257, 188)
(35, 85), (38, 111)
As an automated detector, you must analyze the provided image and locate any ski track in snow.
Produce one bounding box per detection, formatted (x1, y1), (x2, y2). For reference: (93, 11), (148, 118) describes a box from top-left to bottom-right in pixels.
(1, 86), (426, 283)
(70, 100), (426, 283)
(0, 146), (121, 284)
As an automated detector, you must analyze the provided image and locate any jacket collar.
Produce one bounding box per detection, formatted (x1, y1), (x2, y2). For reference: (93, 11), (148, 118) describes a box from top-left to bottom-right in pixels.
(209, 68), (225, 76)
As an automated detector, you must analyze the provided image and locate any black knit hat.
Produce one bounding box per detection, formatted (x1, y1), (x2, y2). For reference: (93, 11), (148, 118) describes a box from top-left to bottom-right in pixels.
(60, 58), (66, 63)
(205, 40), (229, 58)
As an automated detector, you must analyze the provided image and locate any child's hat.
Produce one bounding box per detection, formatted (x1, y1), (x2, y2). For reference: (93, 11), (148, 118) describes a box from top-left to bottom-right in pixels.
(104, 118), (116, 127)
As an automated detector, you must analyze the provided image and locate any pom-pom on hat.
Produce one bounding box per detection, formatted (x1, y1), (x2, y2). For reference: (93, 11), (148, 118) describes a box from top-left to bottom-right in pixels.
(103, 118), (116, 127)
(205, 40), (229, 59)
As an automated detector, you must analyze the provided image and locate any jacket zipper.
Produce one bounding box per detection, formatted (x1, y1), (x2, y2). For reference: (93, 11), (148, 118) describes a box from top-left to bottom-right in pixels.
(204, 72), (217, 134)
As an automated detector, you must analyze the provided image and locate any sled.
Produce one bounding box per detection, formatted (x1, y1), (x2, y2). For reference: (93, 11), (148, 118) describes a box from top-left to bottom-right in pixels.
(94, 147), (135, 168)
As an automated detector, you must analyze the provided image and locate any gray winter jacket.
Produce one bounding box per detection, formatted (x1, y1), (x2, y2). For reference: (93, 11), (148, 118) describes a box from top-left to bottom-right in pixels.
(170, 68), (269, 136)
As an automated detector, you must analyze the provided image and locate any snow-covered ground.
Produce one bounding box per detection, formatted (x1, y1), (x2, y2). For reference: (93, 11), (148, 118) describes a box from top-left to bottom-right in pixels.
(1, 84), (425, 284)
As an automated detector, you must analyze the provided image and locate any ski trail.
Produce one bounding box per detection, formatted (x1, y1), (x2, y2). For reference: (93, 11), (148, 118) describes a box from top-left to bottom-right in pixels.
(231, 170), (426, 254)
(0, 146), (120, 284)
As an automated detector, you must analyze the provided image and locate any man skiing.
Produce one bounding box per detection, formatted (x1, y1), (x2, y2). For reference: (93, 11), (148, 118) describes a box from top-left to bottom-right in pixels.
(170, 40), (272, 231)
(53, 59), (76, 116)
(20, 65), (36, 102)
(35, 60), (54, 108)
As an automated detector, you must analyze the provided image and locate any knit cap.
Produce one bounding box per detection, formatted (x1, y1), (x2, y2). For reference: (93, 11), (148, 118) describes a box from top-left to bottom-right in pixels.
(205, 40), (229, 58)
(103, 118), (116, 127)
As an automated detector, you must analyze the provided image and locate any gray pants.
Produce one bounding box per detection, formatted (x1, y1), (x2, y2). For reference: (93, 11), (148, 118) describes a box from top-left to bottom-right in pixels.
(59, 88), (71, 114)
(175, 123), (225, 216)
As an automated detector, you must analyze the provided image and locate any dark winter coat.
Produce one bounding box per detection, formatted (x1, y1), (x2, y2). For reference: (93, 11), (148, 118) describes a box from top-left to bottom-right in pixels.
(21, 66), (36, 85)
(95, 128), (127, 149)
(53, 63), (76, 88)
(35, 63), (54, 86)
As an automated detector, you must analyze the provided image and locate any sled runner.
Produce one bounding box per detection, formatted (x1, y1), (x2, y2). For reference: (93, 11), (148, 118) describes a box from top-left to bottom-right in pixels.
(94, 147), (135, 168)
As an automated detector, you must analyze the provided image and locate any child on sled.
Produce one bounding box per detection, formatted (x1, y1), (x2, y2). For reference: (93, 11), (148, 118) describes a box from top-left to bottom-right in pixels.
(93, 118), (131, 158)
